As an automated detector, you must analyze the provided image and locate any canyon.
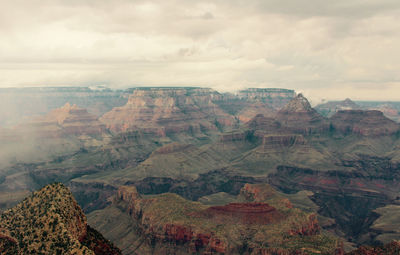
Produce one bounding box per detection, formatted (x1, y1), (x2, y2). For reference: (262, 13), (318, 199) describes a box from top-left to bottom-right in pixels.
(1, 86), (400, 254)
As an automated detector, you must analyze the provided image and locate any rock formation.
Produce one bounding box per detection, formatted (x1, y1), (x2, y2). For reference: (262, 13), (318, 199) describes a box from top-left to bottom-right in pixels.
(275, 94), (329, 134)
(330, 110), (399, 136)
(91, 184), (340, 254)
(100, 87), (235, 135)
(0, 183), (121, 254)
(12, 103), (107, 138)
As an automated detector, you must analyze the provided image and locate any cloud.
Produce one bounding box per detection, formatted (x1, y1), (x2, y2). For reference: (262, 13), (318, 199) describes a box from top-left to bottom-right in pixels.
(0, 0), (400, 101)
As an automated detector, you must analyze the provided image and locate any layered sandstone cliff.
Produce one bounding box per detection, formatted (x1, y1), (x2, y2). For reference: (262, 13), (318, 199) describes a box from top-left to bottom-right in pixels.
(100, 87), (235, 135)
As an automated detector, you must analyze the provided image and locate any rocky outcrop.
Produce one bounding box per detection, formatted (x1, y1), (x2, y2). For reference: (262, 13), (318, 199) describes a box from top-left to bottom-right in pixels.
(106, 184), (338, 254)
(246, 94), (329, 136)
(330, 110), (399, 136)
(0, 183), (121, 254)
(275, 94), (329, 134)
(318, 99), (400, 123)
(100, 87), (235, 135)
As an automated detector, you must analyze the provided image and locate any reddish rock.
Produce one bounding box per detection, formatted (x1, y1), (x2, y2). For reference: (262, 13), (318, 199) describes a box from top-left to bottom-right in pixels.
(275, 94), (329, 135)
(164, 224), (193, 243)
(100, 87), (235, 135)
(113, 185), (337, 254)
(203, 202), (282, 225)
(44, 103), (107, 136)
(330, 110), (399, 136)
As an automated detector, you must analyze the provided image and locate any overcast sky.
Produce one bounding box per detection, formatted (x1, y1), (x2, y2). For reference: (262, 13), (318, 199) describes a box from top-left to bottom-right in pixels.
(1, 0), (400, 102)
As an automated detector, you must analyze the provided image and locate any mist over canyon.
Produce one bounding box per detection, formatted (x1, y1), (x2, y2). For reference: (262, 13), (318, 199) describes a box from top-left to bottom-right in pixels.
(0, 86), (399, 254)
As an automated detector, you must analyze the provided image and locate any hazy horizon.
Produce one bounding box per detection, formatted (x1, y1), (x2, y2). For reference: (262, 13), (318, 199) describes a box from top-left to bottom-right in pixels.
(1, 0), (400, 102)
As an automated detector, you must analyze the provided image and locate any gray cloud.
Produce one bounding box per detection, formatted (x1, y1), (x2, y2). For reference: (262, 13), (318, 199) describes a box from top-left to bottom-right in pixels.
(1, 0), (400, 101)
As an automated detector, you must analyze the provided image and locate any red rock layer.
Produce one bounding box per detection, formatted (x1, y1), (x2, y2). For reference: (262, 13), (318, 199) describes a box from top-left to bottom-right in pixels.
(114, 185), (328, 254)
(330, 110), (399, 136)
(237, 102), (276, 123)
(203, 202), (282, 225)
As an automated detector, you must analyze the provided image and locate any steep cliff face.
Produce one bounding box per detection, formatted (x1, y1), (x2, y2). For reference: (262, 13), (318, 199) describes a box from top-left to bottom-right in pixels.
(0, 183), (121, 254)
(330, 110), (399, 136)
(100, 87), (235, 135)
(94, 184), (340, 254)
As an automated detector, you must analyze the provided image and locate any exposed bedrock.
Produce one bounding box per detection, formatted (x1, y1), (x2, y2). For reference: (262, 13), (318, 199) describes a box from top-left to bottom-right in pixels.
(269, 165), (398, 244)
